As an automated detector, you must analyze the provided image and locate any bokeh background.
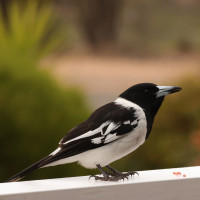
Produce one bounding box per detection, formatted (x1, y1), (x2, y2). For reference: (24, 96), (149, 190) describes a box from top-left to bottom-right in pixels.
(0, 0), (200, 182)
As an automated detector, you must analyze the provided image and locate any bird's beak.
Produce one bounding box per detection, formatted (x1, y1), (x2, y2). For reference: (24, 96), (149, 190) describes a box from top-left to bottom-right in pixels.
(156, 86), (182, 98)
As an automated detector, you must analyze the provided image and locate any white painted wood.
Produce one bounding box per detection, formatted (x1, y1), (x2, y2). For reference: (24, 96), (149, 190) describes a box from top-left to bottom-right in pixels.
(1, 166), (200, 200)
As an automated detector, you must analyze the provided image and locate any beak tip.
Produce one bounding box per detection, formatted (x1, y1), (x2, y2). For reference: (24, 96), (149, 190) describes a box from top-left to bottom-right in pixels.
(174, 86), (182, 92)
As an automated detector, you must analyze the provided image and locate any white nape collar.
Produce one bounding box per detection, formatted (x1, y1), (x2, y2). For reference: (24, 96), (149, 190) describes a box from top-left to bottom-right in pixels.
(114, 97), (141, 110)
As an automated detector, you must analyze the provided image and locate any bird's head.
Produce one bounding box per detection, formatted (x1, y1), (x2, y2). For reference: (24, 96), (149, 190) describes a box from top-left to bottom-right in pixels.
(119, 83), (182, 117)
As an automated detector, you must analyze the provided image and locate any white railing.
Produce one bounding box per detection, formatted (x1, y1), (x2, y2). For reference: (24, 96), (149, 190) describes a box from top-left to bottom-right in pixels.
(0, 166), (200, 200)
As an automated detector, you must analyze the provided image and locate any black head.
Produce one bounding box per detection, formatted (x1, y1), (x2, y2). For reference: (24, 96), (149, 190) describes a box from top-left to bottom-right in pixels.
(120, 83), (182, 118)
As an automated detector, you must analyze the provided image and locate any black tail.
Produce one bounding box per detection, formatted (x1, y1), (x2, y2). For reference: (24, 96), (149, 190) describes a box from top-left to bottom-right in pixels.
(4, 155), (52, 182)
(4, 141), (86, 182)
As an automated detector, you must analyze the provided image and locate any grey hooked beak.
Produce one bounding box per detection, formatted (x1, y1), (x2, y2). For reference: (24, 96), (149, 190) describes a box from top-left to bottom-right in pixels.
(156, 86), (182, 98)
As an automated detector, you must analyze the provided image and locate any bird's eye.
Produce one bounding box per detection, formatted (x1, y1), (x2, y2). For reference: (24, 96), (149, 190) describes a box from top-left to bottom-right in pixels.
(144, 89), (154, 95)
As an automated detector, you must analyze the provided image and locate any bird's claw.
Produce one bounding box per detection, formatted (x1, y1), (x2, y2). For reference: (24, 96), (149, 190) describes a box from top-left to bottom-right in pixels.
(89, 174), (124, 181)
(89, 172), (138, 182)
(89, 175), (108, 181)
(109, 171), (138, 179)
(125, 171), (139, 177)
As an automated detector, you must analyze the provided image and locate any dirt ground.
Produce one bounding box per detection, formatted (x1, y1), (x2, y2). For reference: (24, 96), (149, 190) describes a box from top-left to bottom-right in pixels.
(44, 54), (200, 107)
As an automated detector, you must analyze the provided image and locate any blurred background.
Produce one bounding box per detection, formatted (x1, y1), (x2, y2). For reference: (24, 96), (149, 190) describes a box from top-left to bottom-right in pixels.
(0, 0), (200, 182)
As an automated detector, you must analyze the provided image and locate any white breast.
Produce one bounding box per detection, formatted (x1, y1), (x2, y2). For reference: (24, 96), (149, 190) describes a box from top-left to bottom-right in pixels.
(78, 98), (147, 168)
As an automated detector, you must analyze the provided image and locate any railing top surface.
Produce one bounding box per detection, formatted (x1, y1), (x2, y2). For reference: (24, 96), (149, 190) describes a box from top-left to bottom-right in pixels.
(0, 166), (200, 196)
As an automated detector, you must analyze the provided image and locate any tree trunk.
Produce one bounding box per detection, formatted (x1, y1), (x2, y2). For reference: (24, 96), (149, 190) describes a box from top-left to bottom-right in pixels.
(76, 0), (122, 50)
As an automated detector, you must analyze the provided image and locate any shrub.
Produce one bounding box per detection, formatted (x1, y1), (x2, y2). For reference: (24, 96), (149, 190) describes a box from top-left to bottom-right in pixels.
(0, 1), (90, 181)
(0, 65), (90, 181)
(0, 0), (64, 67)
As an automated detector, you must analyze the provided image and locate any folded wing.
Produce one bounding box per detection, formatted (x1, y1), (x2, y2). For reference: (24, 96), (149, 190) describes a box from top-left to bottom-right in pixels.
(42, 102), (139, 166)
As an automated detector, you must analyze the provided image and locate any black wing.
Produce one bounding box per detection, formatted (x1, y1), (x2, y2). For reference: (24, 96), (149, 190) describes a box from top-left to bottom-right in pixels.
(60, 102), (137, 144)
(42, 102), (140, 165)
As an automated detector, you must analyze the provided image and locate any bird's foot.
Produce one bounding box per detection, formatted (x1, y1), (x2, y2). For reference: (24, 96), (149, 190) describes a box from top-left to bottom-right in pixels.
(121, 171), (139, 177)
(89, 164), (139, 182)
(89, 174), (127, 181)
(108, 171), (138, 179)
(106, 165), (139, 179)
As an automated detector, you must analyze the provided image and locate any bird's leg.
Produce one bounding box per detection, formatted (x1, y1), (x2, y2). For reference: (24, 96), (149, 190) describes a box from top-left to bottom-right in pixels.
(89, 164), (109, 181)
(96, 164), (109, 181)
(89, 164), (126, 181)
(106, 165), (122, 175)
(106, 165), (139, 179)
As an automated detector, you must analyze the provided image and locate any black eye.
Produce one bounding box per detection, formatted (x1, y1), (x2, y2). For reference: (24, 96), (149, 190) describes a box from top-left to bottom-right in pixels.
(144, 89), (154, 95)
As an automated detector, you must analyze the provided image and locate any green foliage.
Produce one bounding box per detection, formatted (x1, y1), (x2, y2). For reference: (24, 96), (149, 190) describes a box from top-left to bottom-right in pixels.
(0, 65), (90, 181)
(0, 1), (90, 181)
(0, 0), (64, 67)
(111, 76), (200, 172)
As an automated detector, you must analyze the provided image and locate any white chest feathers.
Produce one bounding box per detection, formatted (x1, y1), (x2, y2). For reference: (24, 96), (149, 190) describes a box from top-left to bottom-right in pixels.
(78, 98), (147, 168)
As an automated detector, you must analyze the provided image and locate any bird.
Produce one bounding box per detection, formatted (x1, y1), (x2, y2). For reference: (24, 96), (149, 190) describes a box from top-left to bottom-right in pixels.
(4, 83), (182, 182)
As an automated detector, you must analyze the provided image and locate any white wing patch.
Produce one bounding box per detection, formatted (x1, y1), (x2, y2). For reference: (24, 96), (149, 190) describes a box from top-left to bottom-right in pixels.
(60, 116), (139, 147)
(91, 136), (104, 144)
(61, 121), (110, 145)
(131, 119), (138, 126)
(90, 122), (119, 145)
(90, 118), (140, 145)
(104, 122), (116, 135)
(104, 133), (120, 144)
(90, 122), (125, 145)
(123, 120), (130, 125)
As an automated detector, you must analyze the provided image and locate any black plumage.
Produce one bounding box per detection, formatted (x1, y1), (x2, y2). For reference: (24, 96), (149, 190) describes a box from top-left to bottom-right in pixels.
(60, 102), (137, 144)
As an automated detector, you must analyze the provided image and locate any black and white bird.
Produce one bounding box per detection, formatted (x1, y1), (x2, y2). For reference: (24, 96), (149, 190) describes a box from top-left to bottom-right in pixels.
(5, 83), (182, 182)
